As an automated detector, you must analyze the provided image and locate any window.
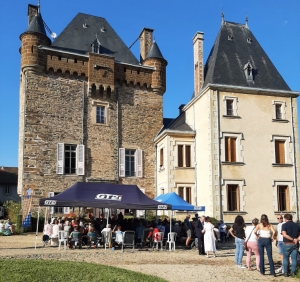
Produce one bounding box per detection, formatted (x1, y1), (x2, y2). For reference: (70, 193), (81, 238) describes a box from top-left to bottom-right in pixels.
(227, 184), (239, 211)
(178, 186), (192, 204)
(226, 99), (234, 116)
(48, 192), (70, 215)
(119, 148), (143, 178)
(275, 104), (282, 120)
(177, 144), (192, 167)
(272, 101), (286, 121)
(225, 137), (236, 162)
(160, 148), (164, 169)
(223, 96), (238, 117)
(275, 140), (285, 164)
(57, 143), (85, 175)
(277, 185), (290, 211)
(96, 106), (106, 124)
(4, 186), (10, 195)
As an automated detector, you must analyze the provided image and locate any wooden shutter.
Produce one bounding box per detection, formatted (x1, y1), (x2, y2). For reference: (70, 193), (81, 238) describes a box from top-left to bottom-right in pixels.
(57, 143), (64, 174)
(119, 148), (125, 177)
(275, 140), (285, 164)
(178, 145), (183, 167)
(278, 185), (289, 211)
(48, 192), (54, 214)
(185, 145), (191, 167)
(227, 185), (239, 211)
(76, 144), (85, 175)
(160, 148), (164, 167)
(225, 137), (236, 162)
(178, 187), (184, 199)
(186, 187), (191, 203)
(136, 149), (143, 178)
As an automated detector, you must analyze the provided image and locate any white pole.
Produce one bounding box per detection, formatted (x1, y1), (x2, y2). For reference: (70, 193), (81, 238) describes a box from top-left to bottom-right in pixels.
(34, 206), (40, 250)
(170, 210), (172, 233)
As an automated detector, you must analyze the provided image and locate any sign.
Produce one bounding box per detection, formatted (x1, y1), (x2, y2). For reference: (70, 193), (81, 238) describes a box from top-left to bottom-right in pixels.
(95, 194), (122, 201)
(44, 200), (57, 205)
(194, 206), (205, 211)
(158, 205), (168, 209)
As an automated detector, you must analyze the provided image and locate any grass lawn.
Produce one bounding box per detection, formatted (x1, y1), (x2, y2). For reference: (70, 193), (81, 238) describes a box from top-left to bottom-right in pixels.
(0, 259), (168, 282)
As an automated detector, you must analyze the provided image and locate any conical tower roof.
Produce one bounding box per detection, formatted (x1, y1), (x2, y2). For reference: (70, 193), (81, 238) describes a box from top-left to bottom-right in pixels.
(26, 12), (47, 36)
(146, 41), (165, 61)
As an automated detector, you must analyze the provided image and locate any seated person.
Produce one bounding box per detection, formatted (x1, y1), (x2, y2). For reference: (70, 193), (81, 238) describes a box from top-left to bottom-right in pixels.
(5, 219), (13, 234)
(69, 226), (82, 248)
(112, 225), (123, 246)
(87, 226), (98, 247)
(101, 224), (112, 246)
(0, 220), (4, 232)
(147, 226), (160, 241)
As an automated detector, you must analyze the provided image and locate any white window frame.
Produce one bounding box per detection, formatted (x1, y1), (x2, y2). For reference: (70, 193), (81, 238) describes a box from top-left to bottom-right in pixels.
(176, 142), (193, 168)
(272, 181), (294, 212)
(221, 179), (245, 212)
(270, 135), (292, 165)
(272, 100), (286, 120)
(56, 143), (85, 175)
(175, 183), (194, 204)
(223, 95), (238, 116)
(220, 132), (244, 163)
(119, 148), (143, 178)
(92, 101), (109, 125)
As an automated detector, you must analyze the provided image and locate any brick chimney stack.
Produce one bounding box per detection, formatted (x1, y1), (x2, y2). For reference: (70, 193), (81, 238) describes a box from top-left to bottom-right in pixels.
(139, 28), (154, 63)
(28, 4), (38, 26)
(193, 32), (204, 95)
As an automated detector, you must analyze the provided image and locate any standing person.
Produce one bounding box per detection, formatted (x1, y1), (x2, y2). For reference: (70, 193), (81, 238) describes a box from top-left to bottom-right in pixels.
(245, 218), (260, 271)
(281, 213), (300, 277)
(275, 215), (284, 274)
(254, 214), (276, 277)
(195, 215), (205, 255)
(184, 214), (192, 249)
(219, 220), (227, 243)
(229, 215), (246, 268)
(203, 217), (216, 258)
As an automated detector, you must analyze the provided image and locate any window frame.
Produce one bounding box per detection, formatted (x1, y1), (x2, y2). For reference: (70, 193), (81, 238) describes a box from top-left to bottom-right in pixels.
(221, 132), (244, 164)
(272, 100), (287, 122)
(271, 135), (292, 166)
(223, 96), (239, 118)
(273, 181), (294, 212)
(277, 185), (290, 212)
(4, 186), (10, 195)
(177, 186), (192, 204)
(119, 148), (143, 178)
(176, 143), (193, 168)
(92, 101), (109, 126)
(222, 179), (245, 213)
(227, 184), (239, 211)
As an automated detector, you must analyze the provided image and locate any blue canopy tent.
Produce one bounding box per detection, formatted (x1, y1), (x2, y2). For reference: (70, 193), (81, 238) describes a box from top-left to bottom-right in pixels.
(154, 192), (205, 211)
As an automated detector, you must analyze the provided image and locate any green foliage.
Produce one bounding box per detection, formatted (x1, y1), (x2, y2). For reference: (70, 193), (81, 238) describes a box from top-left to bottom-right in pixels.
(210, 217), (219, 226)
(3, 201), (21, 224)
(0, 259), (167, 282)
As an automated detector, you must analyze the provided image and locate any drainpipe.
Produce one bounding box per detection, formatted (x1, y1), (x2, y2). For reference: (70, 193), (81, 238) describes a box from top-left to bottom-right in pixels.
(193, 104), (197, 206)
(82, 81), (85, 182)
(216, 90), (223, 220)
(116, 87), (119, 184)
(155, 144), (158, 197)
(290, 97), (299, 222)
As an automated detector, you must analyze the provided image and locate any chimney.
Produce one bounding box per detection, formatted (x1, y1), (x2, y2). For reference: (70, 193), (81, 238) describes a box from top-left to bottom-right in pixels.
(139, 28), (154, 63)
(179, 104), (186, 115)
(28, 4), (38, 26)
(193, 32), (204, 95)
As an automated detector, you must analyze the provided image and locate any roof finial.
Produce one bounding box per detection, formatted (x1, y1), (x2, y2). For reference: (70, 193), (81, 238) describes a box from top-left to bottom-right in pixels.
(38, 0), (40, 13)
(95, 32), (98, 39)
(221, 11), (225, 26)
(245, 15), (249, 28)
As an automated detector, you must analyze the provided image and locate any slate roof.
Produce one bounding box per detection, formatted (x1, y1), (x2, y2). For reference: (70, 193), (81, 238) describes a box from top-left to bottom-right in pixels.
(202, 21), (290, 91)
(0, 167), (18, 184)
(146, 41), (165, 61)
(26, 12), (47, 36)
(51, 13), (139, 65)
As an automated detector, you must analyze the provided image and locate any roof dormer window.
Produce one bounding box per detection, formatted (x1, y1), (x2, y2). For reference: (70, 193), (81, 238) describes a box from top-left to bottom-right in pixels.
(247, 38), (252, 44)
(91, 35), (101, 54)
(228, 34), (233, 41)
(244, 61), (253, 82)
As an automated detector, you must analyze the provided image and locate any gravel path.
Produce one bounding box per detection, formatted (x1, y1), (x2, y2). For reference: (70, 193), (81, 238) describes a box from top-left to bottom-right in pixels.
(0, 233), (294, 281)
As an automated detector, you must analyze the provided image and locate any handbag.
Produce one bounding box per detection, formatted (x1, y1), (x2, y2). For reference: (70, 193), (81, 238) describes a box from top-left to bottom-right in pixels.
(243, 227), (255, 251)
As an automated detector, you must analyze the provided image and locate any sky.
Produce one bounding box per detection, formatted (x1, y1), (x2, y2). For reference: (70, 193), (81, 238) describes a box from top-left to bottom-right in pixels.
(0, 0), (299, 167)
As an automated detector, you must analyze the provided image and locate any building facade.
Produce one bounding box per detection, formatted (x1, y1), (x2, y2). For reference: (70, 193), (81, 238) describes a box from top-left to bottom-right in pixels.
(155, 17), (300, 222)
(18, 4), (167, 210)
(0, 167), (20, 204)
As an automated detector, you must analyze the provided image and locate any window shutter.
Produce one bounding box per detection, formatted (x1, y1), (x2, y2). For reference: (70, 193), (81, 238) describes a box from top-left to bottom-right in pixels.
(63, 207), (70, 214)
(275, 140), (285, 164)
(57, 143), (64, 174)
(178, 145), (183, 167)
(136, 149), (143, 177)
(48, 192), (54, 215)
(185, 145), (191, 167)
(160, 148), (164, 167)
(119, 148), (125, 177)
(76, 144), (85, 175)
(231, 138), (237, 162)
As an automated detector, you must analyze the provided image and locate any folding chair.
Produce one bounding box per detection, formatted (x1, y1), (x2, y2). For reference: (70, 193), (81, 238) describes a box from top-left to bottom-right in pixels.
(122, 231), (135, 252)
(141, 228), (152, 248)
(166, 232), (176, 251)
(58, 230), (68, 250)
(152, 232), (164, 251)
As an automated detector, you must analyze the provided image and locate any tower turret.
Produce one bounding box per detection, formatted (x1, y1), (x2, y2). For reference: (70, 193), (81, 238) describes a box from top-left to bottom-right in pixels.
(20, 4), (50, 74)
(143, 40), (167, 95)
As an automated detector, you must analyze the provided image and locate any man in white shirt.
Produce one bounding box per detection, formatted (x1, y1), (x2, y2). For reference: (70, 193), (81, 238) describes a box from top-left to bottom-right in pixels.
(275, 215), (284, 273)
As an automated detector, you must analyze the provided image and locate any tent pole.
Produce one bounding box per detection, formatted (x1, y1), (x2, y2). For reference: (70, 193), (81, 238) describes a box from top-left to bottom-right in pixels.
(170, 210), (172, 234)
(35, 206), (40, 250)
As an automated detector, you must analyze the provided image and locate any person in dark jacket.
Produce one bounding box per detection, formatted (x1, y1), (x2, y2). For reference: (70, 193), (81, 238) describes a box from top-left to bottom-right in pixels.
(195, 215), (205, 255)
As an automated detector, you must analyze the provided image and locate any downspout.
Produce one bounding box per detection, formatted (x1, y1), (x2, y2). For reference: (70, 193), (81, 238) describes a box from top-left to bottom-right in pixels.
(82, 81), (85, 182)
(193, 104), (197, 206)
(290, 97), (299, 222)
(216, 90), (223, 220)
(116, 87), (119, 183)
(155, 144), (157, 197)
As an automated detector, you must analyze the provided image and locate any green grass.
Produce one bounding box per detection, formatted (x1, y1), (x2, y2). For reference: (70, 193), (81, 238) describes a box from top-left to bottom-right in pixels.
(0, 259), (168, 282)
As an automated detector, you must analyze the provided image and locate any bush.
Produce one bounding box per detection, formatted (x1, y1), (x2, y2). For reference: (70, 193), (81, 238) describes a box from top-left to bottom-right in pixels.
(3, 201), (21, 224)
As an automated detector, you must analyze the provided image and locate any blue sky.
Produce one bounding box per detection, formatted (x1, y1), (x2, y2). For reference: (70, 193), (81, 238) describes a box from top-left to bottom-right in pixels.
(0, 0), (299, 167)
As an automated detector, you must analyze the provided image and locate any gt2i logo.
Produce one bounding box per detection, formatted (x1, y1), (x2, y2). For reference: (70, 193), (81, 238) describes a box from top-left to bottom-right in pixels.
(44, 200), (57, 205)
(158, 205), (168, 210)
(95, 194), (122, 201)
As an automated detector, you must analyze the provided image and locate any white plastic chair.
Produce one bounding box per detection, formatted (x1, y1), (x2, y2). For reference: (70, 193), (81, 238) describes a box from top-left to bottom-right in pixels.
(58, 230), (68, 250)
(166, 232), (176, 251)
(153, 232), (164, 251)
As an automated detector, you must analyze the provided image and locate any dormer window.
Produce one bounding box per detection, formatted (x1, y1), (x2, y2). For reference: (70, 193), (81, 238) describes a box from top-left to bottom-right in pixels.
(244, 61), (253, 82)
(91, 35), (101, 54)
(247, 38), (252, 44)
(228, 34), (233, 41)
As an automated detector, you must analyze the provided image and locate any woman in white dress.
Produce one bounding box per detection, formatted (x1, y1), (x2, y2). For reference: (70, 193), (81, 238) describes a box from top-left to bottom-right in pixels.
(203, 217), (216, 258)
